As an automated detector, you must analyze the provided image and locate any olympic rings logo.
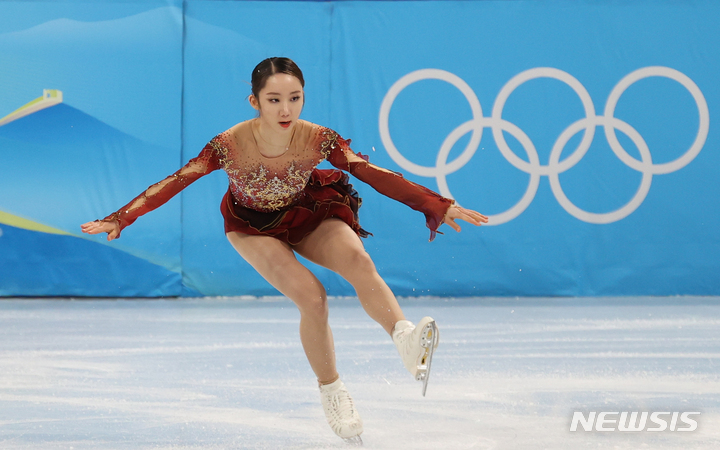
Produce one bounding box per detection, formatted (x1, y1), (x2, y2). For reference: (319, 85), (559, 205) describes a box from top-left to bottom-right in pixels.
(379, 67), (709, 225)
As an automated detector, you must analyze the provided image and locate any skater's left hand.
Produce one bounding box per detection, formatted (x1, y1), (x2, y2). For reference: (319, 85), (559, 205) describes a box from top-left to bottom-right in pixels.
(443, 205), (489, 232)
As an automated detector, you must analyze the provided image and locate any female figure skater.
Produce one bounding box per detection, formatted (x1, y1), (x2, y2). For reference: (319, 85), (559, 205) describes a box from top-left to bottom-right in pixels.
(81, 57), (488, 445)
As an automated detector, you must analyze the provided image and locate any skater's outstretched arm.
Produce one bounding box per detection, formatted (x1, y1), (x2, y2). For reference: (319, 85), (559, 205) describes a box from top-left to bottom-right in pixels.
(81, 141), (222, 241)
(322, 128), (488, 238)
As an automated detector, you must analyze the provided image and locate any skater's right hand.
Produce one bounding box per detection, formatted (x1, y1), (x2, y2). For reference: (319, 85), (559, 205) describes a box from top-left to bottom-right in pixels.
(81, 220), (120, 241)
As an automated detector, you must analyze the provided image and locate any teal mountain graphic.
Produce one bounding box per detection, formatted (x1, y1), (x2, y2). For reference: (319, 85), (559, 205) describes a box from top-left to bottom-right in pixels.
(0, 100), (197, 296)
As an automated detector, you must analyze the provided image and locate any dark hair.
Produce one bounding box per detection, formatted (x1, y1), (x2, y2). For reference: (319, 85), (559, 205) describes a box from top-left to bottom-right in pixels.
(251, 57), (305, 98)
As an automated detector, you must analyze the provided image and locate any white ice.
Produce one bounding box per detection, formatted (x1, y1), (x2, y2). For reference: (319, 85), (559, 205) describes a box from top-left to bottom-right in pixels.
(0, 296), (719, 449)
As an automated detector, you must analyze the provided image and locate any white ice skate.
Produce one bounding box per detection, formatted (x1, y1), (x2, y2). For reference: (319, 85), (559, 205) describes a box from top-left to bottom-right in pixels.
(319, 378), (363, 446)
(392, 317), (440, 396)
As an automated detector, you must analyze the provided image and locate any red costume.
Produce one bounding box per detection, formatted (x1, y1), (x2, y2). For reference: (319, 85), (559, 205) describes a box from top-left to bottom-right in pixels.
(104, 120), (453, 244)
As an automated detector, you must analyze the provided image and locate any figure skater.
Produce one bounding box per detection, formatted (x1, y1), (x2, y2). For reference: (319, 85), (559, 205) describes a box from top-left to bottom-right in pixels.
(81, 57), (488, 445)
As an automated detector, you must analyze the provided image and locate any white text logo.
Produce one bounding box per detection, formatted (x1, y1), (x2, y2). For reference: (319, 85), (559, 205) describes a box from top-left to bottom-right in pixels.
(569, 411), (700, 432)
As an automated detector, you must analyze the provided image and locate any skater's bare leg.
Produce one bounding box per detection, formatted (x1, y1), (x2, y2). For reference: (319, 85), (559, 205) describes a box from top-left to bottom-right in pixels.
(227, 232), (338, 384)
(294, 219), (405, 335)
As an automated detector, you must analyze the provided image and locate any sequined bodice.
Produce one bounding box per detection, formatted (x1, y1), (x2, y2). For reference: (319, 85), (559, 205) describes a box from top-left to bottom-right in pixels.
(209, 120), (332, 212)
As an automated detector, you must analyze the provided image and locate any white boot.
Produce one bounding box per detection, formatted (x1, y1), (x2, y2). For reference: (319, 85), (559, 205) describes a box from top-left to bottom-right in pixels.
(319, 378), (363, 444)
(392, 317), (440, 394)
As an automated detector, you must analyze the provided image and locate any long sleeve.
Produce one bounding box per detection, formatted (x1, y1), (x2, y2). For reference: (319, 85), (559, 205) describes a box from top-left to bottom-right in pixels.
(103, 142), (221, 236)
(323, 131), (453, 241)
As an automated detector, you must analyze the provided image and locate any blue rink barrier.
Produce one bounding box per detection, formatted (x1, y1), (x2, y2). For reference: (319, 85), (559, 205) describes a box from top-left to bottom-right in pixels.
(0, 0), (718, 297)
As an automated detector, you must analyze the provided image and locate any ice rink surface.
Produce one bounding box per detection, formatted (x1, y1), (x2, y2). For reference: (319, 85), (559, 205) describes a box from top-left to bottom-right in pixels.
(1, 296), (719, 449)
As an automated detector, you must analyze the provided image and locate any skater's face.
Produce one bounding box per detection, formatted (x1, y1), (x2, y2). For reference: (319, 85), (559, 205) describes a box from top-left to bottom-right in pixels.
(250, 74), (304, 134)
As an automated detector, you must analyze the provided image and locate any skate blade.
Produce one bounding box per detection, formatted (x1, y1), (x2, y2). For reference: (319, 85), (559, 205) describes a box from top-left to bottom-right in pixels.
(343, 435), (363, 446)
(415, 321), (439, 397)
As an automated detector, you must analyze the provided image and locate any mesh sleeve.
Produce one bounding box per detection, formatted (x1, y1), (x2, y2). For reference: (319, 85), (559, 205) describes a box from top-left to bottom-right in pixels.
(322, 129), (453, 242)
(102, 142), (221, 237)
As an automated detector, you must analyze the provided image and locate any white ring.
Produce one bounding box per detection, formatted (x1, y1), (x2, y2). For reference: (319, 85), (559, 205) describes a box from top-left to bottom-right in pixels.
(379, 69), (483, 178)
(548, 116), (653, 224)
(433, 117), (541, 225)
(491, 67), (596, 176)
(604, 66), (710, 175)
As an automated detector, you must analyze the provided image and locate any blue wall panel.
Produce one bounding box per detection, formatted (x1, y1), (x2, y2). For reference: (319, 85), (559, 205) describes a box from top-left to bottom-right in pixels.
(0, 0), (717, 297)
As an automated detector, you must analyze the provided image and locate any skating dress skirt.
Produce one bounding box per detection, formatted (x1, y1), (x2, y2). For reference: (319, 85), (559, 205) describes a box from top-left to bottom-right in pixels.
(220, 167), (370, 245)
